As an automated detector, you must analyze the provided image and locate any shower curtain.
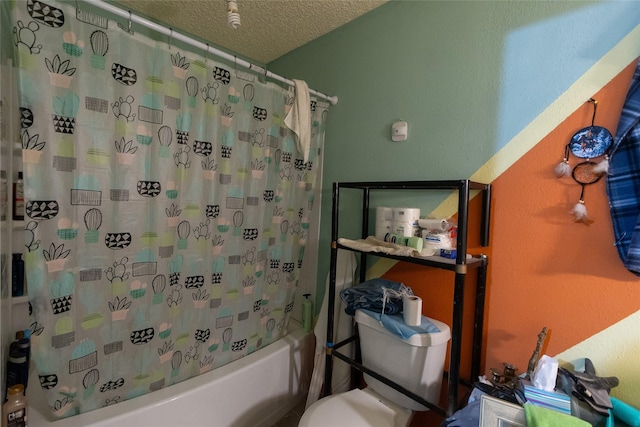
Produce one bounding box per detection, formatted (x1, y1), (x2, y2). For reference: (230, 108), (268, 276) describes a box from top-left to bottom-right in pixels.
(10, 0), (328, 418)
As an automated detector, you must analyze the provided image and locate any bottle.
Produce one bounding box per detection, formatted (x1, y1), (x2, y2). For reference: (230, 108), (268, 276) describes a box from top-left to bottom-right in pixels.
(12, 172), (24, 221)
(2, 384), (27, 427)
(11, 254), (24, 297)
(302, 293), (313, 333)
(0, 170), (7, 221)
(3, 345), (28, 404)
(13, 333), (30, 381)
(383, 232), (424, 252)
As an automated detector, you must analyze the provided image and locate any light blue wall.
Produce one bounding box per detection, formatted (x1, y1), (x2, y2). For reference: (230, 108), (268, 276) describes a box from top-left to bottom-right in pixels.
(268, 0), (640, 302)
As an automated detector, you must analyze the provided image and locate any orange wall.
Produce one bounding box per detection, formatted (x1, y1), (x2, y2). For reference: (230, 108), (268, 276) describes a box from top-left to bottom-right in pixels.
(384, 60), (639, 387)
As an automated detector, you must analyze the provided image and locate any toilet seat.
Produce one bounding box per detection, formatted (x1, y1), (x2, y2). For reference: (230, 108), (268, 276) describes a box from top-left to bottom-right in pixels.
(298, 388), (413, 427)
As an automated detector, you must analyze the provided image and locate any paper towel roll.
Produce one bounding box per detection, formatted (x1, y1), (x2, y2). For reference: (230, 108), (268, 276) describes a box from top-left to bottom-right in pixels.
(417, 218), (450, 231)
(403, 295), (422, 326)
(393, 207), (420, 224)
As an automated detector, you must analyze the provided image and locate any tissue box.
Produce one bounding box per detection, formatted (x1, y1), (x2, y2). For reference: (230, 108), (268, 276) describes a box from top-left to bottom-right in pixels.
(519, 379), (571, 415)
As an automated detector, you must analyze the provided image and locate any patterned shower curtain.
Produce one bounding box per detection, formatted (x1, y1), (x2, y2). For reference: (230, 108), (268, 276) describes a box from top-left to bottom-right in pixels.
(11, 0), (327, 418)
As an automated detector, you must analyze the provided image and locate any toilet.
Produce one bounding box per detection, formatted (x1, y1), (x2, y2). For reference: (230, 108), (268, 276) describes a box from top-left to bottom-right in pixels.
(299, 309), (451, 427)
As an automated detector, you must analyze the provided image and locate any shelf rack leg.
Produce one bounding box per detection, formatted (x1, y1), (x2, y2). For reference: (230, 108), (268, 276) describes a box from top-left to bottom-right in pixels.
(323, 245), (337, 397)
(448, 272), (465, 416)
(471, 255), (488, 382)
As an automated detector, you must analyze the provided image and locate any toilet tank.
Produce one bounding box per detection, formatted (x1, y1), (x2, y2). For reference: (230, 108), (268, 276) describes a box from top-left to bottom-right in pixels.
(355, 309), (451, 411)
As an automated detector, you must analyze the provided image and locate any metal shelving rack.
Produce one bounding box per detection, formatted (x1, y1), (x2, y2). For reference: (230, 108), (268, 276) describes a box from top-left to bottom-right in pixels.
(323, 179), (492, 416)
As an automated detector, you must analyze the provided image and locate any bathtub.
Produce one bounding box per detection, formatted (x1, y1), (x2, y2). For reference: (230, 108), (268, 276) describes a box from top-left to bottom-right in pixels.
(28, 319), (314, 427)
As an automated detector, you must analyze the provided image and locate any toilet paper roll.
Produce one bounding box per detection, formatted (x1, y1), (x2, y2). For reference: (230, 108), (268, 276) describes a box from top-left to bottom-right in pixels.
(417, 218), (450, 231)
(393, 207), (420, 224)
(375, 220), (394, 240)
(392, 221), (419, 237)
(403, 295), (422, 326)
(376, 206), (394, 222)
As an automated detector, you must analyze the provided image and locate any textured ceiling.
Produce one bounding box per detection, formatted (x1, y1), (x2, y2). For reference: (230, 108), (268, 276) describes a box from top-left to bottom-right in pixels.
(112, 0), (388, 64)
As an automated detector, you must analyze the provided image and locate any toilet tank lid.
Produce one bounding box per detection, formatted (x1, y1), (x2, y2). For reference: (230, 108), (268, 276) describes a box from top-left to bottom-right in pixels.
(356, 309), (451, 347)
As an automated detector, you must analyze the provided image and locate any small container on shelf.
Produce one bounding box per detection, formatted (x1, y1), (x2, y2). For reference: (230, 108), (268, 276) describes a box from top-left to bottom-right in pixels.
(0, 170), (7, 221)
(11, 253), (24, 297)
(12, 171), (24, 221)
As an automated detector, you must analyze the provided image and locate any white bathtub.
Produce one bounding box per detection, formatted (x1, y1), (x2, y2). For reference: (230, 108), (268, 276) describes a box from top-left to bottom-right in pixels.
(28, 320), (314, 427)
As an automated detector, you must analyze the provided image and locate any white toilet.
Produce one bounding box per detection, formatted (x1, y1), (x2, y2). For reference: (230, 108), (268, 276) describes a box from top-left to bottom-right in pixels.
(299, 309), (451, 427)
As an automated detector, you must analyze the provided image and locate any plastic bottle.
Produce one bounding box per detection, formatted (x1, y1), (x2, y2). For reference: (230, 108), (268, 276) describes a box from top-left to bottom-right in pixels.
(12, 172), (24, 221)
(13, 334), (30, 380)
(2, 384), (27, 427)
(0, 170), (7, 221)
(11, 254), (24, 297)
(302, 293), (313, 333)
(383, 232), (424, 252)
(4, 339), (29, 401)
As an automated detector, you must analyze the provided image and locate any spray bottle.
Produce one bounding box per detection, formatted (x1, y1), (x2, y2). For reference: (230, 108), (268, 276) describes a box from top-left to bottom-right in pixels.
(302, 293), (313, 333)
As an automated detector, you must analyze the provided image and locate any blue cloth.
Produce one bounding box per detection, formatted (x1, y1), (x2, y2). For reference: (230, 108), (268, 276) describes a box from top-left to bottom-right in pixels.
(607, 57), (640, 276)
(611, 396), (640, 427)
(340, 278), (408, 315)
(359, 309), (440, 339)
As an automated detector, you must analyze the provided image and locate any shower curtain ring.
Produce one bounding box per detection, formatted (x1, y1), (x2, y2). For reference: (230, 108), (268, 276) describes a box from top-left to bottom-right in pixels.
(128, 11), (132, 33)
(169, 28), (173, 49)
(205, 44), (209, 63)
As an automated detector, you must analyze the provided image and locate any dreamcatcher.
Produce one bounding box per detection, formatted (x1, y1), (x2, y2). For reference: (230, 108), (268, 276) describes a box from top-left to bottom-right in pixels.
(555, 98), (613, 224)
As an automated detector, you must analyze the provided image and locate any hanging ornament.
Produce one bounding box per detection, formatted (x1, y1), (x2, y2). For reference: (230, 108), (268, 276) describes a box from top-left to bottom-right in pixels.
(555, 98), (613, 224)
(555, 144), (571, 178)
(568, 99), (612, 162)
(570, 161), (603, 224)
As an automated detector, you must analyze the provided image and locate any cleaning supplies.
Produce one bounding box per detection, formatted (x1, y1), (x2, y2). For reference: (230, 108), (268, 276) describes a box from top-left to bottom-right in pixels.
(2, 384), (27, 427)
(302, 293), (313, 332)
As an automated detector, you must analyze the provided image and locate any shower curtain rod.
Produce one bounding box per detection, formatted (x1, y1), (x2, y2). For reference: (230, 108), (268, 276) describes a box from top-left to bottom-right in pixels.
(83, 0), (339, 105)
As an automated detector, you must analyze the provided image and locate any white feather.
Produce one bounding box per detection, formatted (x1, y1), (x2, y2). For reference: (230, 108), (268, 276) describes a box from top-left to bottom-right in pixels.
(572, 202), (592, 224)
(555, 161), (571, 178)
(591, 157), (609, 174)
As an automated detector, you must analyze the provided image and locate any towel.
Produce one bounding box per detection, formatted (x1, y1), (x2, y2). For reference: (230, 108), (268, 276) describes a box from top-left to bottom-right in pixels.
(337, 236), (422, 258)
(284, 79), (312, 163)
(611, 397), (640, 427)
(358, 309), (440, 339)
(340, 278), (410, 316)
(525, 402), (590, 427)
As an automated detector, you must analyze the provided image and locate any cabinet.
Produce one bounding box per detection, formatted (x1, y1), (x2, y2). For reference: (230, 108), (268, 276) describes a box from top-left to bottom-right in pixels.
(323, 180), (491, 416)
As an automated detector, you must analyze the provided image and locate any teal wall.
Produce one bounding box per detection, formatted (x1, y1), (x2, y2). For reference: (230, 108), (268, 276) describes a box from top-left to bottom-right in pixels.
(268, 0), (640, 305)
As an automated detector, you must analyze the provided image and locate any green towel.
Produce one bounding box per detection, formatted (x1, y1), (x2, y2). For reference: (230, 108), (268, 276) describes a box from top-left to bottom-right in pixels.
(525, 403), (591, 427)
